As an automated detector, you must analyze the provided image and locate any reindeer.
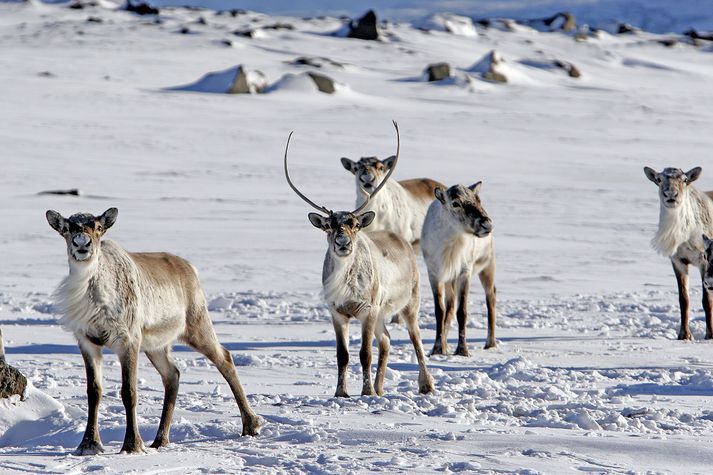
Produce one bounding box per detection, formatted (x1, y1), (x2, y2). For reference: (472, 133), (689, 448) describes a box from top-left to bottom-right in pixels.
(285, 121), (434, 397)
(340, 156), (444, 246)
(46, 209), (260, 455)
(421, 183), (496, 356)
(644, 166), (713, 340)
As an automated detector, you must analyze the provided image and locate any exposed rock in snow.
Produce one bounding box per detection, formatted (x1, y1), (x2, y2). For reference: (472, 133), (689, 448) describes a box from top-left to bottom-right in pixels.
(469, 50), (508, 83)
(170, 65), (268, 94)
(290, 56), (344, 69)
(415, 13), (478, 37)
(123, 0), (158, 16)
(268, 72), (342, 94)
(520, 58), (581, 78)
(344, 10), (379, 40)
(527, 12), (576, 32)
(424, 62), (451, 81)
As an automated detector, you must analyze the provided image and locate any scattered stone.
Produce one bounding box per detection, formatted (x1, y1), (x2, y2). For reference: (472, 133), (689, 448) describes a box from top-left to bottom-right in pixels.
(124, 1), (159, 16)
(657, 38), (678, 48)
(306, 72), (336, 93)
(684, 29), (713, 41)
(416, 13), (478, 37)
(220, 38), (234, 47)
(262, 23), (294, 31)
(291, 56), (344, 69)
(347, 10), (379, 40)
(229, 66), (268, 94)
(617, 23), (639, 34)
(179, 26), (191, 34)
(553, 59), (581, 78)
(86, 16), (103, 23)
(37, 71), (54, 78)
(470, 50), (508, 83)
(529, 12), (576, 32)
(233, 28), (256, 38)
(38, 188), (81, 196)
(195, 16), (207, 25)
(424, 62), (451, 81)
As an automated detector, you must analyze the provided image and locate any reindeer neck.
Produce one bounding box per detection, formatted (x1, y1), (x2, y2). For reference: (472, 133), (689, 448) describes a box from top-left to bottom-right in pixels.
(322, 235), (376, 311)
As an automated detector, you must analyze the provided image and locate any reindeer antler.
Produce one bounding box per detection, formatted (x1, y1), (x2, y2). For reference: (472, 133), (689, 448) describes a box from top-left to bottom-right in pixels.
(284, 120), (400, 216)
(353, 120), (400, 214)
(284, 131), (332, 215)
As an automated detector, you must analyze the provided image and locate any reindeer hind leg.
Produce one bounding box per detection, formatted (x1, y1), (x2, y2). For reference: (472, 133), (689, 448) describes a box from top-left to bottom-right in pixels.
(145, 347), (180, 448)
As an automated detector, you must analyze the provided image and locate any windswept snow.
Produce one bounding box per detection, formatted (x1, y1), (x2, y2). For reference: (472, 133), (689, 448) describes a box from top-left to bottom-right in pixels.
(3, 1), (713, 473)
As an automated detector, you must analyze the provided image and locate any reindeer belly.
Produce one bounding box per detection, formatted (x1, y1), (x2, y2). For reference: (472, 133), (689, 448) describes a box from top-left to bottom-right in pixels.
(139, 302), (187, 351)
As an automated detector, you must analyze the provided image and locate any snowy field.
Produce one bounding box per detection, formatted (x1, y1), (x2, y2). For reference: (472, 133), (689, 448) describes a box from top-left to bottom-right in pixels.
(2, 1), (713, 473)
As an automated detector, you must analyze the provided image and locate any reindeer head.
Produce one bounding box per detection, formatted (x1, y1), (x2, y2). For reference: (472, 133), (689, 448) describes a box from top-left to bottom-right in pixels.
(704, 234), (713, 292)
(285, 121), (400, 258)
(46, 208), (118, 262)
(340, 156), (396, 193)
(644, 167), (702, 209)
(435, 183), (493, 237)
(308, 211), (376, 257)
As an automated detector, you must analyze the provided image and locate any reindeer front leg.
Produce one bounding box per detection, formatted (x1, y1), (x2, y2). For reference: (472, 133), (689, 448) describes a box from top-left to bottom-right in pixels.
(454, 273), (471, 357)
(429, 280), (448, 355)
(702, 278), (713, 340)
(75, 340), (104, 455)
(118, 342), (145, 454)
(479, 260), (497, 349)
(331, 311), (350, 398)
(359, 313), (377, 396)
(673, 259), (692, 340)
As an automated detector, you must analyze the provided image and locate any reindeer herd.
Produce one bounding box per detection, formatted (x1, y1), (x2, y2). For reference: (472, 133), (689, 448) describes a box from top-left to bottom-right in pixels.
(39, 121), (713, 455)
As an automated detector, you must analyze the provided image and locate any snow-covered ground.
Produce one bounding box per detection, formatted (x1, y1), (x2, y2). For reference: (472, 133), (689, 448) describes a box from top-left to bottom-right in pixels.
(2, 1), (713, 472)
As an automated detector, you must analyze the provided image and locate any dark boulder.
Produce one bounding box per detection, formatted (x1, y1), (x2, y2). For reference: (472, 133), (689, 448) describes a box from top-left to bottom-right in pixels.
(306, 72), (336, 94)
(347, 10), (379, 40)
(124, 1), (159, 16)
(0, 329), (27, 400)
(425, 62), (451, 81)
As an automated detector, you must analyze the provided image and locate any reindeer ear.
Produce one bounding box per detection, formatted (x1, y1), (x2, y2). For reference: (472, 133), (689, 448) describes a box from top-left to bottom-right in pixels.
(704, 234), (713, 250)
(644, 167), (660, 184)
(308, 213), (329, 230)
(46, 210), (67, 234)
(382, 155), (397, 170)
(98, 208), (118, 230)
(434, 187), (446, 204)
(686, 167), (702, 183)
(469, 181), (483, 194)
(340, 158), (357, 174)
(358, 211), (375, 229)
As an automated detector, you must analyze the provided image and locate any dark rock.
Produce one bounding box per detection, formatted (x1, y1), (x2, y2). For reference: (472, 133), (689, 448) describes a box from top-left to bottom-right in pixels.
(262, 23), (294, 30)
(233, 28), (256, 38)
(38, 188), (81, 196)
(425, 62), (451, 81)
(291, 56), (344, 69)
(657, 38), (678, 47)
(227, 66), (267, 94)
(553, 59), (581, 78)
(0, 361), (27, 400)
(529, 11), (576, 32)
(617, 23), (639, 34)
(179, 26), (191, 34)
(306, 72), (336, 93)
(195, 16), (207, 25)
(684, 29), (713, 41)
(37, 71), (54, 78)
(86, 16), (103, 23)
(470, 50), (508, 83)
(124, 1), (159, 16)
(476, 19), (491, 28)
(347, 10), (379, 40)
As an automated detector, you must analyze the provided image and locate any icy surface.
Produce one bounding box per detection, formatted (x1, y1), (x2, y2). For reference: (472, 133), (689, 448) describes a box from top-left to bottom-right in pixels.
(2, 1), (713, 473)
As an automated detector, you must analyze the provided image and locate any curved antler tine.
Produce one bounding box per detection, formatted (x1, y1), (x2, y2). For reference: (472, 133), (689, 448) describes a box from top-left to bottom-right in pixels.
(284, 131), (331, 215)
(353, 120), (400, 214)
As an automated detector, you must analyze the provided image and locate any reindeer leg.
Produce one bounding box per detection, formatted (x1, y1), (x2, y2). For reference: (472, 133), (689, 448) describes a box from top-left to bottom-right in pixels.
(374, 318), (390, 396)
(429, 279), (448, 356)
(331, 310), (350, 398)
(454, 273), (471, 357)
(673, 259), (692, 340)
(359, 313), (377, 396)
(703, 281), (713, 340)
(75, 339), (104, 456)
(479, 260), (498, 349)
(184, 310), (261, 436)
(402, 292), (434, 394)
(118, 342), (145, 454)
(145, 347), (180, 448)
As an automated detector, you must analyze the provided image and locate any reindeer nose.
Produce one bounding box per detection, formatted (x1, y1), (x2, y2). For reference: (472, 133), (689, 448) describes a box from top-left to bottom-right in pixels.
(480, 219), (493, 233)
(663, 189), (678, 200)
(72, 234), (91, 248)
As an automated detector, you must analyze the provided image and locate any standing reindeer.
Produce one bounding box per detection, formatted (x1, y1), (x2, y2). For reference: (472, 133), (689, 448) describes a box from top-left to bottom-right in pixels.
(285, 121), (434, 397)
(340, 156), (444, 246)
(421, 183), (496, 356)
(644, 166), (713, 340)
(46, 209), (260, 455)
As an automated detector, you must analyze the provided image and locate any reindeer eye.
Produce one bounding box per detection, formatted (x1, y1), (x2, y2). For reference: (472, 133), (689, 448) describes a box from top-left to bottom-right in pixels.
(452, 202), (461, 208)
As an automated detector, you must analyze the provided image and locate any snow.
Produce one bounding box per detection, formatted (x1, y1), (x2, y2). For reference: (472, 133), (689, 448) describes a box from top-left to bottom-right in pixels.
(3, 0), (713, 473)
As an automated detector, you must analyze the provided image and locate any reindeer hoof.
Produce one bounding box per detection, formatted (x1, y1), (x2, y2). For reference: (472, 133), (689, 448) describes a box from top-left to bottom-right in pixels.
(150, 438), (169, 449)
(454, 345), (470, 357)
(706, 332), (713, 340)
(241, 417), (262, 437)
(74, 440), (104, 456)
(120, 440), (145, 454)
(361, 387), (376, 396)
(678, 330), (693, 341)
(484, 340), (497, 350)
(419, 375), (435, 394)
(334, 388), (350, 398)
(429, 345), (447, 356)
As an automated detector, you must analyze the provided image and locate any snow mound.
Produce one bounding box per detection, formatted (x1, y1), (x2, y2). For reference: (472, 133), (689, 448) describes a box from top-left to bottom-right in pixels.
(169, 65), (267, 94)
(415, 13), (478, 37)
(0, 384), (78, 448)
(267, 72), (346, 95)
(468, 50), (539, 85)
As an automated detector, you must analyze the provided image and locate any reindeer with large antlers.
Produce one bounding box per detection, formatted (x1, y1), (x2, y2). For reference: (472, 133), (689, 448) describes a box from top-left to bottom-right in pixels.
(285, 121), (434, 397)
